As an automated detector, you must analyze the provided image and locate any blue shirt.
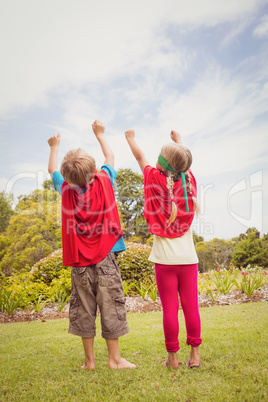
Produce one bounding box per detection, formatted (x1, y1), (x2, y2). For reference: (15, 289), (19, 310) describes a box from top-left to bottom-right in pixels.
(52, 164), (126, 253)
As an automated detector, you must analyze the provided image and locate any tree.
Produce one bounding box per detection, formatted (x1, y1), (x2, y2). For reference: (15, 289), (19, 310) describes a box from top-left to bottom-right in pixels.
(114, 169), (150, 242)
(193, 232), (204, 244)
(195, 241), (214, 273)
(195, 238), (235, 272)
(0, 188), (62, 276)
(209, 238), (234, 268)
(246, 227), (260, 239)
(238, 227), (260, 241)
(42, 179), (54, 190)
(232, 231), (268, 268)
(0, 192), (14, 233)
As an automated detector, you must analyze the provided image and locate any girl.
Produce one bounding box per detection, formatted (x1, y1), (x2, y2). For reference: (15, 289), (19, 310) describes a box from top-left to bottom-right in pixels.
(125, 129), (202, 369)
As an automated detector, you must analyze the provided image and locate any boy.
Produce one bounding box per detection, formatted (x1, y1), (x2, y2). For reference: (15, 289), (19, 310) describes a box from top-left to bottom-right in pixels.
(47, 120), (135, 370)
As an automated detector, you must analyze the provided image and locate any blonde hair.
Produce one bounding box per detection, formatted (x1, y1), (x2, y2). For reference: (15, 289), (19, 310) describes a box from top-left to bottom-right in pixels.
(160, 143), (199, 225)
(60, 148), (96, 187)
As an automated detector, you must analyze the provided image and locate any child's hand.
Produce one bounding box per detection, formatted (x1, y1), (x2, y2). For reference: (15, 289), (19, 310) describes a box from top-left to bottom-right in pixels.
(92, 120), (105, 136)
(170, 130), (182, 144)
(125, 129), (135, 141)
(48, 133), (60, 147)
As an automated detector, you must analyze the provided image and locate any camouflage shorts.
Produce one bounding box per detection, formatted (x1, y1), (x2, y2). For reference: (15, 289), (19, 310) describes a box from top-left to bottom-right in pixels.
(68, 253), (129, 339)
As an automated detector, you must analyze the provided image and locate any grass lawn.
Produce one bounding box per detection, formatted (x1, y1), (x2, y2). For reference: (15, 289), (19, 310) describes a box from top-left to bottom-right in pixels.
(0, 302), (267, 401)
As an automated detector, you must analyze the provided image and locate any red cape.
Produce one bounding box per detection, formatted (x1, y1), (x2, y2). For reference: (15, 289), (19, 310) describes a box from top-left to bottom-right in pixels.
(144, 165), (197, 238)
(61, 171), (122, 266)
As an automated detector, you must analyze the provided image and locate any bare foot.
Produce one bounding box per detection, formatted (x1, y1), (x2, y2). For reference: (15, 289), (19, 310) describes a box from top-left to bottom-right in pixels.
(108, 357), (136, 369)
(162, 358), (181, 369)
(186, 360), (202, 368)
(81, 359), (95, 370)
(187, 346), (201, 367)
(162, 351), (181, 369)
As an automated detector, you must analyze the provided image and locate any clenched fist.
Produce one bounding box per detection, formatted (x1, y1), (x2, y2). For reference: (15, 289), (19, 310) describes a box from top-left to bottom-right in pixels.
(92, 120), (105, 136)
(170, 130), (182, 144)
(125, 129), (135, 140)
(48, 133), (60, 147)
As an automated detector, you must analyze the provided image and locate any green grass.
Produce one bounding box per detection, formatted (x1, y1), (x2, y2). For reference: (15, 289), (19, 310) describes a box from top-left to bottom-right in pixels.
(0, 303), (267, 401)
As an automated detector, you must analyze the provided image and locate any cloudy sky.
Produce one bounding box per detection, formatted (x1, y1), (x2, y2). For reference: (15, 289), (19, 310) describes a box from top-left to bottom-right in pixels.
(0, 0), (267, 240)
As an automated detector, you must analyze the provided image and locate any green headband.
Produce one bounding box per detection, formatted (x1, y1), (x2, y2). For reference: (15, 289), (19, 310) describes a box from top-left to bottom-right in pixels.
(157, 154), (189, 212)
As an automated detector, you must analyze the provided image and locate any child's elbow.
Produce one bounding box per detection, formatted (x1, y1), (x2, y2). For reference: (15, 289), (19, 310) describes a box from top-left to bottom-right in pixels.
(48, 167), (55, 176)
(110, 155), (115, 166)
(104, 154), (114, 166)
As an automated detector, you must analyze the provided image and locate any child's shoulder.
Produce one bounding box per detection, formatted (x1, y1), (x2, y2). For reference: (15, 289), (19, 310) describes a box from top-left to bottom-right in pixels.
(100, 164), (117, 186)
(144, 165), (157, 175)
(144, 165), (165, 184)
(144, 165), (162, 176)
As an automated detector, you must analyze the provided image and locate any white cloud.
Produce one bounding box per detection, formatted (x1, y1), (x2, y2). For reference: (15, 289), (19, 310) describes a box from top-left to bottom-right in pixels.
(0, 178), (8, 193)
(0, 0), (266, 119)
(2, 162), (49, 205)
(44, 51), (268, 178)
(220, 19), (252, 48)
(192, 123), (267, 177)
(161, 0), (266, 27)
(253, 14), (268, 37)
(195, 168), (268, 240)
(158, 61), (268, 135)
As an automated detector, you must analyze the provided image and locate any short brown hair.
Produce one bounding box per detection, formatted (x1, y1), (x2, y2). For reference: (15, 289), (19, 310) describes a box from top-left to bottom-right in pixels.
(60, 148), (96, 187)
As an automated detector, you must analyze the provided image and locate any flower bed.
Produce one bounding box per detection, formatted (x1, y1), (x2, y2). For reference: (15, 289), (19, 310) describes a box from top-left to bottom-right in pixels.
(0, 246), (267, 318)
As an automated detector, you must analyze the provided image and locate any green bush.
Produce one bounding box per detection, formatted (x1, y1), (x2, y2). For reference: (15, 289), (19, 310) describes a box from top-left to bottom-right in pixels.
(47, 269), (72, 300)
(117, 242), (154, 282)
(0, 289), (24, 314)
(0, 188), (62, 275)
(0, 242), (154, 313)
(30, 242), (154, 285)
(30, 249), (68, 285)
(30, 242), (155, 284)
(232, 232), (268, 268)
(1, 270), (50, 309)
(1, 248), (267, 315)
(234, 272), (267, 297)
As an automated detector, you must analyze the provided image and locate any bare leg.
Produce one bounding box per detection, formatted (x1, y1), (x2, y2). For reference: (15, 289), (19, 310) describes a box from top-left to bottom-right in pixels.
(188, 346), (201, 366)
(163, 352), (181, 369)
(81, 337), (96, 370)
(106, 338), (136, 369)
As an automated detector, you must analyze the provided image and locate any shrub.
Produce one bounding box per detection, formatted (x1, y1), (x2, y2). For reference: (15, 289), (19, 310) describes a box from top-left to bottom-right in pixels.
(31, 295), (49, 313)
(30, 249), (68, 285)
(29, 242), (155, 283)
(1, 270), (50, 309)
(122, 281), (136, 296)
(0, 189), (62, 275)
(211, 272), (236, 294)
(0, 242), (154, 312)
(52, 290), (70, 312)
(30, 242), (154, 285)
(232, 232), (268, 268)
(48, 269), (72, 301)
(0, 289), (24, 314)
(234, 272), (267, 297)
(117, 242), (154, 282)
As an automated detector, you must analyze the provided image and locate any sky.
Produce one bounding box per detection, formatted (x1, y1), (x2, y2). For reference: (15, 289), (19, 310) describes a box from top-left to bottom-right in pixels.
(0, 0), (268, 241)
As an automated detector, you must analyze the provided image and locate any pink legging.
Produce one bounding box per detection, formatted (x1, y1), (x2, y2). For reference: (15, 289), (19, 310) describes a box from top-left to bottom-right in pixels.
(155, 263), (202, 352)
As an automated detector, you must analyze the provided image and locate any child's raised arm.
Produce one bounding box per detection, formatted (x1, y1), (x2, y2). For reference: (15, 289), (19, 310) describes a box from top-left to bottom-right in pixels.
(125, 129), (149, 174)
(170, 130), (182, 145)
(48, 133), (60, 177)
(92, 120), (114, 167)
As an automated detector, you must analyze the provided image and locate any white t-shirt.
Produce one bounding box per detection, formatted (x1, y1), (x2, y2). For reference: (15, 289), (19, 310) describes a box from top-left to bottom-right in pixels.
(148, 227), (198, 265)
